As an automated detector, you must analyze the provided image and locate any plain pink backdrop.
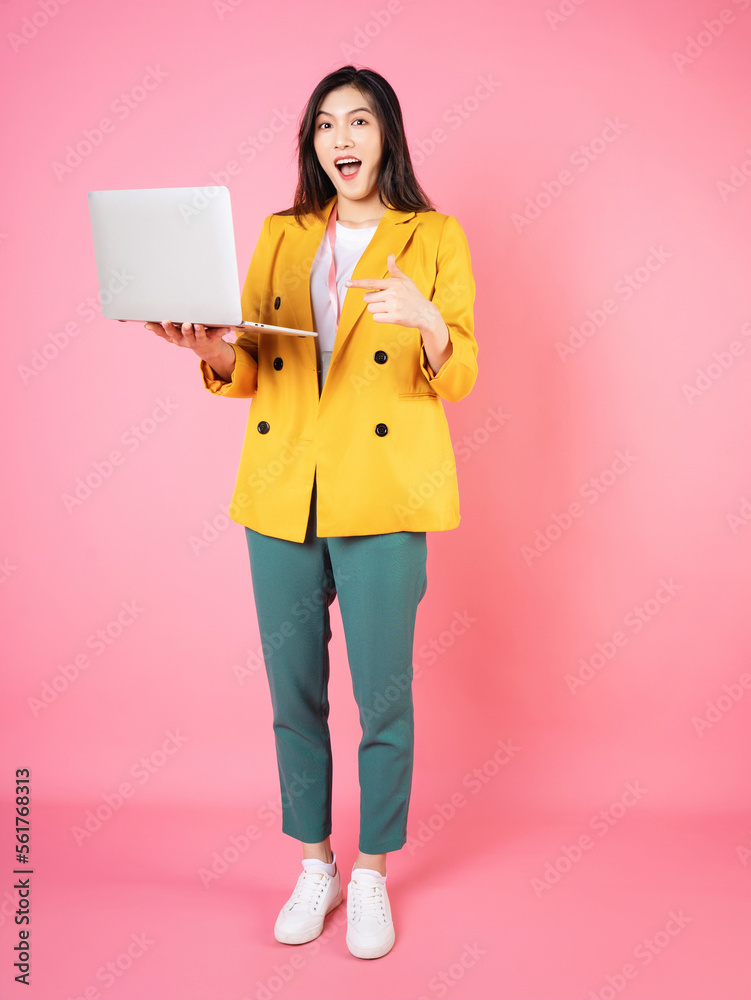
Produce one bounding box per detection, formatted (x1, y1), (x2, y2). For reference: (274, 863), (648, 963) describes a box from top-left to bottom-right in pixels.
(2, 0), (750, 997)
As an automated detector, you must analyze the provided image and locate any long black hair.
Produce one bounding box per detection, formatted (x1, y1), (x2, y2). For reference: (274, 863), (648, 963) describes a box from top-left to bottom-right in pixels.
(275, 65), (434, 224)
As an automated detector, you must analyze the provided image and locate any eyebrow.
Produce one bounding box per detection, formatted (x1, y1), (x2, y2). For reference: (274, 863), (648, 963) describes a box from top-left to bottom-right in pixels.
(315, 107), (372, 118)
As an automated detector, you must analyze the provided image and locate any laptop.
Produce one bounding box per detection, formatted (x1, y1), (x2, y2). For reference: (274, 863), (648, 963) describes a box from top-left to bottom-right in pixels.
(87, 186), (317, 336)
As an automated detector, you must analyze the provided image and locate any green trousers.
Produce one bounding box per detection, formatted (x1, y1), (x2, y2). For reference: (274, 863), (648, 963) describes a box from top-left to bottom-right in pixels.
(244, 478), (428, 854)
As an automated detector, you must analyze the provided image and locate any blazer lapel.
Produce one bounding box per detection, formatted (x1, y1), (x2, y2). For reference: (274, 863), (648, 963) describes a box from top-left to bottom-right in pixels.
(281, 196), (418, 366)
(334, 200), (418, 362)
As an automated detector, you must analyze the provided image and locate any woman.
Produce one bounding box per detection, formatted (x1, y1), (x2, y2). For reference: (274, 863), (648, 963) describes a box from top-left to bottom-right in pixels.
(145, 64), (477, 960)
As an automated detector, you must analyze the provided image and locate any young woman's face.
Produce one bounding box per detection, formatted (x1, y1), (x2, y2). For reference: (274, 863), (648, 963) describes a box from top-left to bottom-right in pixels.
(312, 85), (384, 203)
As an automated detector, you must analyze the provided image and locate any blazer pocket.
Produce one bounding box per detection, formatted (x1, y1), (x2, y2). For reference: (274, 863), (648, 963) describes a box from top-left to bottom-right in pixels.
(398, 391), (439, 401)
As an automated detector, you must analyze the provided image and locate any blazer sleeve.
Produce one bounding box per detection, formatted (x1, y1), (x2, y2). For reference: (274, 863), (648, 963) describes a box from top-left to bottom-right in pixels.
(199, 214), (273, 398)
(419, 214), (478, 403)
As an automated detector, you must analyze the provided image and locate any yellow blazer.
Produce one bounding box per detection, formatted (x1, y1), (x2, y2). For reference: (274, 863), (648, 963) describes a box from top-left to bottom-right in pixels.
(200, 195), (478, 542)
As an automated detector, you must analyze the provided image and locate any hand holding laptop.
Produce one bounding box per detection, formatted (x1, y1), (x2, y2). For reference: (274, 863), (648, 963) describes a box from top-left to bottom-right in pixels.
(88, 186), (316, 337)
(144, 320), (238, 381)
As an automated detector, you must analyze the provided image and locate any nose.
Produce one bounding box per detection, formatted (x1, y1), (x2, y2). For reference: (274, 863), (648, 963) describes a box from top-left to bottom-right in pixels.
(330, 124), (353, 143)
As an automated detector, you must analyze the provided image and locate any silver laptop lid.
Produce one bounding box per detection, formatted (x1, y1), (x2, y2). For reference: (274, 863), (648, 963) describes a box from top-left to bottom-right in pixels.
(88, 185), (244, 325)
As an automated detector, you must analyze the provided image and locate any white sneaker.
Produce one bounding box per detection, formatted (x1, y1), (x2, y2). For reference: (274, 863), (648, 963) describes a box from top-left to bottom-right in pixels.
(346, 868), (395, 959)
(274, 857), (343, 945)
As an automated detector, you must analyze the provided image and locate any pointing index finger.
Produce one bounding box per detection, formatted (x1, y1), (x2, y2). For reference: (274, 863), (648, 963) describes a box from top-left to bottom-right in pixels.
(345, 277), (398, 288)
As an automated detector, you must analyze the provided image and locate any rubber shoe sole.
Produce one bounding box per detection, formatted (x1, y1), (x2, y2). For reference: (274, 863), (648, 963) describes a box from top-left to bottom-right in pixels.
(274, 888), (344, 944)
(345, 924), (395, 959)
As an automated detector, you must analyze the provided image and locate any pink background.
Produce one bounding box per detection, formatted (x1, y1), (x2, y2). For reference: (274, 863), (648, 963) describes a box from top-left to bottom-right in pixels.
(2, 0), (751, 997)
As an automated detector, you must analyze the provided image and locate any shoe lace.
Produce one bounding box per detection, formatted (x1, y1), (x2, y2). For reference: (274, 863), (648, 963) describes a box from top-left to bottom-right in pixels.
(288, 871), (328, 913)
(350, 880), (386, 923)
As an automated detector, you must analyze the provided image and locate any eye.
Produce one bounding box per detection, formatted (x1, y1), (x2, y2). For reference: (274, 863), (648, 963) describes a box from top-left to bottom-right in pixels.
(353, 118), (368, 125)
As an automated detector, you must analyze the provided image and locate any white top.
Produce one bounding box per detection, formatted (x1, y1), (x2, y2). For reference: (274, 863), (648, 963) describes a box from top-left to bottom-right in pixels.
(310, 221), (379, 393)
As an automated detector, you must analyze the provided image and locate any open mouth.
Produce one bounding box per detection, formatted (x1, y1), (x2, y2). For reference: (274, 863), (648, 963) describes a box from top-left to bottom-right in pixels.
(335, 158), (362, 178)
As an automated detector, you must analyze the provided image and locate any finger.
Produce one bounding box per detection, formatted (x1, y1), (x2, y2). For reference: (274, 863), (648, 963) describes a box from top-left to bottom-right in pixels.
(387, 253), (405, 276)
(194, 324), (213, 342)
(345, 277), (397, 289)
(194, 324), (226, 339)
(177, 322), (199, 343)
(156, 321), (177, 340)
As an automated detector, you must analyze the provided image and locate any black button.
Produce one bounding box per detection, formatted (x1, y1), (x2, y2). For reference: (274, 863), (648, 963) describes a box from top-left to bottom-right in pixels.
(375, 423), (388, 437)
(273, 357), (283, 370)
(274, 296), (281, 310)
(257, 421), (270, 434)
(374, 350), (388, 364)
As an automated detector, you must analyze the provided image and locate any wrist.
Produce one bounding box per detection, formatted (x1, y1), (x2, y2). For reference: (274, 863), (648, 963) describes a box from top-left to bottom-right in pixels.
(418, 304), (451, 373)
(417, 303), (448, 344)
(198, 340), (234, 366)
